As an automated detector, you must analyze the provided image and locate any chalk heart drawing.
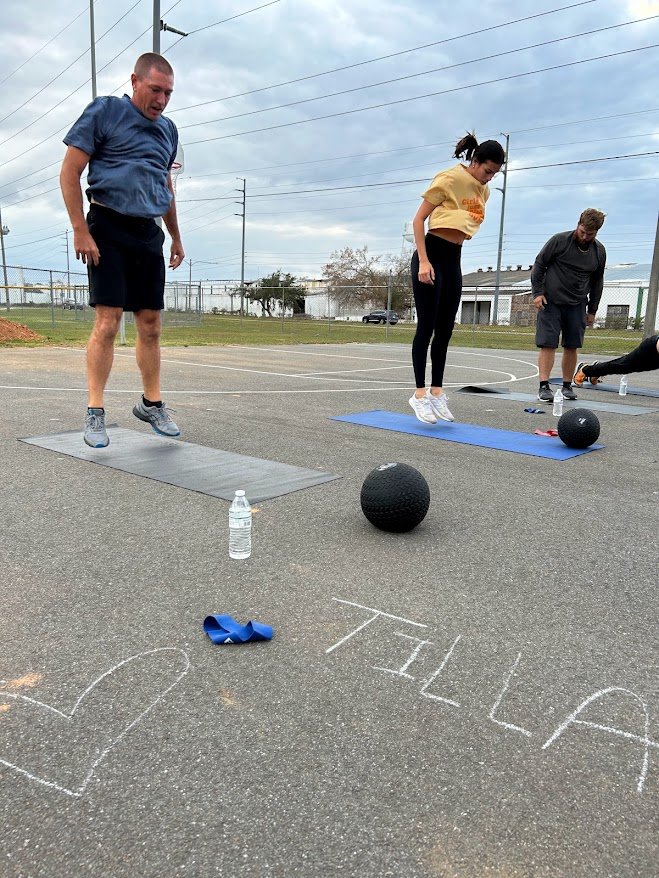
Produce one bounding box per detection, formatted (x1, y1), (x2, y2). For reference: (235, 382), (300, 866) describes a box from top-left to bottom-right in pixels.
(0, 647), (190, 798)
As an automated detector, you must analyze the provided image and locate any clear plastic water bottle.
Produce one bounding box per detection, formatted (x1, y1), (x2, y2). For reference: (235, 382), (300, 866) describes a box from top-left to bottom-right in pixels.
(229, 490), (252, 559)
(619, 375), (628, 396)
(553, 386), (564, 417)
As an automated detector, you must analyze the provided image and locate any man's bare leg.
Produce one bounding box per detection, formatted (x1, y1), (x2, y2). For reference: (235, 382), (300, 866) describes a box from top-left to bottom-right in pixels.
(537, 347), (556, 382)
(132, 309), (180, 436)
(87, 305), (123, 408)
(134, 309), (162, 401)
(562, 347), (578, 383)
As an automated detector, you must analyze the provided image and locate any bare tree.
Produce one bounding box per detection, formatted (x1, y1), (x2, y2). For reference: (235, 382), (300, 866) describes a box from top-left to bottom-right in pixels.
(322, 246), (384, 308)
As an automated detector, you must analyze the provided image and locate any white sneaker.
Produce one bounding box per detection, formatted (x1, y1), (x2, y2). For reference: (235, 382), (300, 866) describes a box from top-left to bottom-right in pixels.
(409, 393), (437, 424)
(426, 391), (454, 422)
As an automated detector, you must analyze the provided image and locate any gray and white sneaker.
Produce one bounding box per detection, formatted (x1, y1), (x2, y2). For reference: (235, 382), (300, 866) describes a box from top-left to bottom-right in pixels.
(426, 390), (454, 422)
(409, 393), (437, 424)
(84, 407), (109, 448)
(132, 398), (181, 437)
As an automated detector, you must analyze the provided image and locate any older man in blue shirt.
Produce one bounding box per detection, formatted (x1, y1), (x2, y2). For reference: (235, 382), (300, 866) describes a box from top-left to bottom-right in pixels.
(60, 53), (185, 448)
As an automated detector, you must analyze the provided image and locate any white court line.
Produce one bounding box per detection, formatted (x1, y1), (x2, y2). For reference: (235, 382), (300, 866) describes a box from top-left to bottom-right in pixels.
(0, 347), (539, 394)
(301, 364), (518, 378)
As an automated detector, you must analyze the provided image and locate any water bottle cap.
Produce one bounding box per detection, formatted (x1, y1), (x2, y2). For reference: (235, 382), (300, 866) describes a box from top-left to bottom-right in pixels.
(235, 490), (245, 497)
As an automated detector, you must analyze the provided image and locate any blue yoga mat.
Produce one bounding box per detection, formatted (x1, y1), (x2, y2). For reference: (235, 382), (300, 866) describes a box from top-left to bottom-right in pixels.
(331, 411), (603, 459)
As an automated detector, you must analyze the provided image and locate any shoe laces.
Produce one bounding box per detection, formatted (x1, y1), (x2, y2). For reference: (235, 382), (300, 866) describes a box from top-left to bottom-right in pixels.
(154, 405), (176, 424)
(415, 395), (433, 411)
(86, 411), (105, 430)
(429, 392), (449, 409)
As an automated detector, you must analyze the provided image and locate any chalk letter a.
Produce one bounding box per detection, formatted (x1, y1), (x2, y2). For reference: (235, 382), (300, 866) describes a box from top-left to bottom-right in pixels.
(542, 686), (658, 793)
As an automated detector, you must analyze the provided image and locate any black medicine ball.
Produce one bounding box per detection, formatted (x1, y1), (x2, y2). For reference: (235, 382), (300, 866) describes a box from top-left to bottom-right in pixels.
(360, 463), (430, 533)
(557, 408), (601, 449)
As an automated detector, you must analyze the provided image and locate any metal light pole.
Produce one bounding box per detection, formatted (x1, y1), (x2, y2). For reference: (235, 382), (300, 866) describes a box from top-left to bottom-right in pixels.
(236, 178), (246, 320)
(0, 205), (10, 310)
(492, 133), (510, 326)
(644, 212), (659, 338)
(89, 0), (97, 98)
(65, 229), (71, 297)
(385, 268), (392, 340)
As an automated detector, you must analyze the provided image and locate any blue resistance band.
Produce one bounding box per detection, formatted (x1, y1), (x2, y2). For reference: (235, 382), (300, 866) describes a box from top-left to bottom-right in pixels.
(203, 614), (274, 645)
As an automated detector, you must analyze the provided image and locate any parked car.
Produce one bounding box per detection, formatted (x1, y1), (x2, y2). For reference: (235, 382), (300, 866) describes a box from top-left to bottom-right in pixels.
(362, 310), (399, 325)
(62, 298), (84, 310)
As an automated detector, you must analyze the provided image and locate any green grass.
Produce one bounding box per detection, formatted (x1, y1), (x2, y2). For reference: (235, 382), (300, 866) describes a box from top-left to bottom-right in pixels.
(1, 307), (644, 356)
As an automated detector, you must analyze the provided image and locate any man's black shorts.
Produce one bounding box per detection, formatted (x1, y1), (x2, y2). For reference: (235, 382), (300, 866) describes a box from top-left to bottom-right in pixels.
(87, 204), (166, 312)
(535, 301), (587, 349)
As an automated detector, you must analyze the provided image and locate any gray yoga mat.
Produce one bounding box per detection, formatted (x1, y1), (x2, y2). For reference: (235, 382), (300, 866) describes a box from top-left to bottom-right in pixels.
(548, 377), (659, 399)
(19, 427), (340, 503)
(455, 387), (658, 416)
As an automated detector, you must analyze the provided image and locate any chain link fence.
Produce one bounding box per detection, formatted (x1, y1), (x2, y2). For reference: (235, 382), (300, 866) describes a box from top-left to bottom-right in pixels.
(1, 265), (653, 338)
(458, 283), (652, 332)
(0, 265), (203, 328)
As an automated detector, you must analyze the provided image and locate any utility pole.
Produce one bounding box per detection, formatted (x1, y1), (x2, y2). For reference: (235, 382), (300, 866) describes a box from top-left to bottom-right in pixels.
(65, 229), (71, 298)
(153, 0), (160, 52)
(89, 1), (97, 98)
(236, 178), (246, 320)
(385, 268), (392, 340)
(493, 132), (510, 326)
(0, 204), (10, 310)
(644, 212), (659, 338)
(153, 1), (188, 53)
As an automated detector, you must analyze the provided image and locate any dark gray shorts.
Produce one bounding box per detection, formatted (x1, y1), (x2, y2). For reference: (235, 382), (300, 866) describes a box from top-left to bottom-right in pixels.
(535, 302), (587, 349)
(87, 204), (166, 312)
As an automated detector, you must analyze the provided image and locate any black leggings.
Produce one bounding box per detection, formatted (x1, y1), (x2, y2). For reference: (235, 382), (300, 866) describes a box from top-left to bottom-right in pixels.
(411, 233), (463, 388)
(584, 335), (659, 378)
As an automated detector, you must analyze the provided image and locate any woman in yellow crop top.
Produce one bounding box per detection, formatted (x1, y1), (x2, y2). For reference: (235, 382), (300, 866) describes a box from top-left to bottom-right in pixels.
(408, 133), (505, 424)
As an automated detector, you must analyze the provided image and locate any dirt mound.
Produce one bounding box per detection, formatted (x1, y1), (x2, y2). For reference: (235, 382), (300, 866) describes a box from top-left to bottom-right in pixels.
(0, 317), (43, 342)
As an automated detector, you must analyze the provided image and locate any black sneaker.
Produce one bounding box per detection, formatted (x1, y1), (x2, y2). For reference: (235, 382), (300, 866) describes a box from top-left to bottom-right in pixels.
(562, 385), (577, 401)
(537, 386), (554, 403)
(574, 362), (601, 387)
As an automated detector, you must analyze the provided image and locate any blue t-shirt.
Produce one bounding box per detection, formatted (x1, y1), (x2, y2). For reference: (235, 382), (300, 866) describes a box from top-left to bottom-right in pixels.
(63, 95), (178, 218)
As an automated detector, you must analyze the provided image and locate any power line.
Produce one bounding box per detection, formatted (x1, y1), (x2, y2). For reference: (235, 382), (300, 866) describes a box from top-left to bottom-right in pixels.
(510, 107), (659, 134)
(0, 161), (61, 197)
(0, 0), (145, 146)
(0, 4), (89, 88)
(5, 233), (64, 250)
(170, 0), (598, 115)
(246, 181), (658, 216)
(176, 151), (659, 202)
(5, 130), (658, 205)
(186, 43), (659, 146)
(110, 1), (284, 96)
(179, 17), (659, 131)
(185, 0), (280, 36)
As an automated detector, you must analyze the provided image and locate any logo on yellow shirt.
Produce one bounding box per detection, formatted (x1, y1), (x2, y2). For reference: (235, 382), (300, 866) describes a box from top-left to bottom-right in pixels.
(461, 197), (484, 224)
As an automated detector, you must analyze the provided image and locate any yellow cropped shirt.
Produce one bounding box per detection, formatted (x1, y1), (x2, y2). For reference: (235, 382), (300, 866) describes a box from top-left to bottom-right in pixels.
(422, 164), (490, 240)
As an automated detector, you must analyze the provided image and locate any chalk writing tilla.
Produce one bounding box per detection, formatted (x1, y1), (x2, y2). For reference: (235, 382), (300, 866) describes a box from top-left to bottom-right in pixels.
(327, 599), (657, 793)
(0, 647), (190, 798)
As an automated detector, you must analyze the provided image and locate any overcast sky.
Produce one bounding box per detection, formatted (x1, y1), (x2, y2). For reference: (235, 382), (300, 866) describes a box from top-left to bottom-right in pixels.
(0, 0), (657, 283)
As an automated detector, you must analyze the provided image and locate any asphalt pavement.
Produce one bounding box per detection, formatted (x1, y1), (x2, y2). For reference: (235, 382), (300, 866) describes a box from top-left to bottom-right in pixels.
(0, 342), (657, 878)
